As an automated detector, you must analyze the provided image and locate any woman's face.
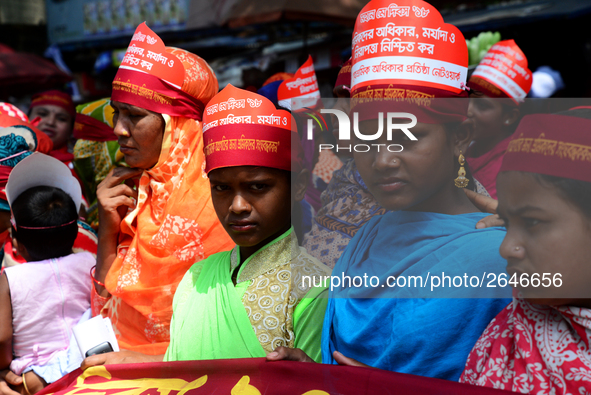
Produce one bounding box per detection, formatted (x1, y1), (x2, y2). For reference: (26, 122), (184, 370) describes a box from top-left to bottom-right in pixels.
(111, 101), (165, 169)
(29, 105), (73, 150)
(497, 171), (591, 307)
(465, 92), (516, 141)
(353, 120), (461, 212)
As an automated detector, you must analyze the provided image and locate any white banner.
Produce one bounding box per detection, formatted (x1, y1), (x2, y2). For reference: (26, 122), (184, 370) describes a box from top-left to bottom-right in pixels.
(472, 64), (526, 101)
(351, 56), (467, 91)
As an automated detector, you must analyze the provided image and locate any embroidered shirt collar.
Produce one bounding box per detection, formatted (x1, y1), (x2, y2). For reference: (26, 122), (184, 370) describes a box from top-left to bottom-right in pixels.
(230, 228), (299, 284)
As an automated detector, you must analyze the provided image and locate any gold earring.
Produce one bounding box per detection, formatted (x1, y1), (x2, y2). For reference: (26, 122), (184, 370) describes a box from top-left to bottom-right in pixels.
(454, 151), (469, 188)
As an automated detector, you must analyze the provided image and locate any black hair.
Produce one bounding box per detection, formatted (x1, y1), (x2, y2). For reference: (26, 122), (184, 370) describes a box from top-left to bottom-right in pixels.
(11, 186), (78, 261)
(526, 107), (591, 218)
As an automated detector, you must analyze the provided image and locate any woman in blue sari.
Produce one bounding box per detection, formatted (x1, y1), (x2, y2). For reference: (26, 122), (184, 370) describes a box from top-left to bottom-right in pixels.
(268, 0), (510, 381)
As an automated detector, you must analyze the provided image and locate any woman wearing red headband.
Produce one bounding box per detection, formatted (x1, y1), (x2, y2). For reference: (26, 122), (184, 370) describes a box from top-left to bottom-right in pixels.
(88, 23), (233, 356)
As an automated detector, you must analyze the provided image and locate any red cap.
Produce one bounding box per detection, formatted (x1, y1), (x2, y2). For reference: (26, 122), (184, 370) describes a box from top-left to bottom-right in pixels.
(352, 0), (468, 94)
(350, 0), (469, 124)
(0, 103), (28, 123)
(500, 114), (591, 183)
(203, 85), (303, 173)
(30, 90), (75, 119)
(112, 22), (206, 120)
(469, 40), (532, 103)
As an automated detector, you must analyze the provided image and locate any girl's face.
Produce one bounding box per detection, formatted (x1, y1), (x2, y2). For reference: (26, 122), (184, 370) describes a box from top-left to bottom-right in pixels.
(29, 105), (73, 150)
(497, 171), (591, 307)
(353, 120), (467, 212)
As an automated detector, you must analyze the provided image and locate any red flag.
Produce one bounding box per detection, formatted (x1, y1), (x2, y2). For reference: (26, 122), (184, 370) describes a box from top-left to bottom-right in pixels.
(39, 358), (515, 395)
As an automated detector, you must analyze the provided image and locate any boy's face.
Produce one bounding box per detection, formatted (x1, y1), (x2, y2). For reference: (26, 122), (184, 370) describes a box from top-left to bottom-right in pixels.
(497, 171), (591, 307)
(209, 166), (293, 252)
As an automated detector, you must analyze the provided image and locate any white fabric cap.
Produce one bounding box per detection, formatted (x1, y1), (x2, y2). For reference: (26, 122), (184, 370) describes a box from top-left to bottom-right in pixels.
(6, 152), (82, 209)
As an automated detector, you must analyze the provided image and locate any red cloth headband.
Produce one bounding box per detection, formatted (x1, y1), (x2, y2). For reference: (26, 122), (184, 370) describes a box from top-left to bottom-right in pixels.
(351, 85), (469, 124)
(112, 69), (205, 120)
(30, 90), (75, 119)
(500, 114), (591, 183)
(203, 124), (303, 174)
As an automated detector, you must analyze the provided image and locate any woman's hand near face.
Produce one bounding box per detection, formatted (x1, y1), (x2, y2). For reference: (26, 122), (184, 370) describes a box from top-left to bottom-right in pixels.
(94, 167), (142, 297)
(97, 167), (142, 235)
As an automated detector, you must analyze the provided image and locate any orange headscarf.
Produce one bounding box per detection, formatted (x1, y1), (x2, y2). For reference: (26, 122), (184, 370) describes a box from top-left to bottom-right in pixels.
(96, 47), (234, 354)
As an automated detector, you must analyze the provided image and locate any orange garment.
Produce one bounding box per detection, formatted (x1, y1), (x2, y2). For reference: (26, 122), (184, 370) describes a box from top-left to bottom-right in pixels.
(92, 48), (233, 355)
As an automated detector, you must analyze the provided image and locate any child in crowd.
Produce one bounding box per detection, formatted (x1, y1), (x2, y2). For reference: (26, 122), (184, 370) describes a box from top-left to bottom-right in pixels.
(0, 122), (98, 269)
(461, 109), (591, 394)
(82, 85), (331, 368)
(28, 90), (76, 164)
(0, 153), (95, 394)
(165, 85), (331, 362)
(465, 40), (532, 199)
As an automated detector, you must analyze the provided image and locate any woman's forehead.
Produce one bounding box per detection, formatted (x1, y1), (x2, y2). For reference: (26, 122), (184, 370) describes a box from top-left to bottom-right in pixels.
(497, 171), (564, 213)
(31, 104), (71, 117)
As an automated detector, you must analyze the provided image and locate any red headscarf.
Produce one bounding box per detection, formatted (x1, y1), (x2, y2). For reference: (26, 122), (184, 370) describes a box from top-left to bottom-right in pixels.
(98, 23), (234, 355)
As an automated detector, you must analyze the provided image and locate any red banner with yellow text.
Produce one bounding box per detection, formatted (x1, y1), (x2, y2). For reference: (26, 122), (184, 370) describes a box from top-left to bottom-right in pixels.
(38, 358), (516, 395)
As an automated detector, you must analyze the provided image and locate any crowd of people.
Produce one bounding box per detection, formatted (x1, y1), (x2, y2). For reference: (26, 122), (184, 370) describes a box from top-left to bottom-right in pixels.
(0, 0), (589, 394)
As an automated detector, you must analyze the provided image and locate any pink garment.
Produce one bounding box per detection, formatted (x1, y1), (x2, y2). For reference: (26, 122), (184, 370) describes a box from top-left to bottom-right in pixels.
(460, 298), (591, 394)
(466, 136), (512, 199)
(4, 252), (95, 374)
